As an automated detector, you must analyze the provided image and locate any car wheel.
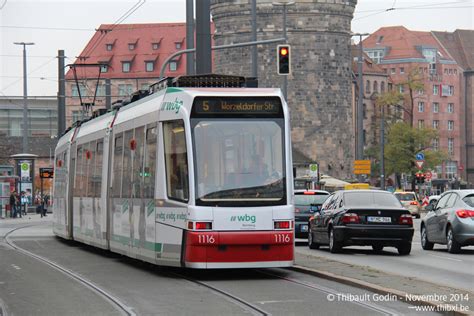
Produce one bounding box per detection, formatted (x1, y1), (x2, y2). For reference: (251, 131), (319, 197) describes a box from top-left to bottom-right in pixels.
(446, 227), (461, 254)
(372, 245), (383, 252)
(397, 242), (411, 255)
(421, 225), (434, 250)
(308, 231), (320, 249)
(328, 227), (342, 253)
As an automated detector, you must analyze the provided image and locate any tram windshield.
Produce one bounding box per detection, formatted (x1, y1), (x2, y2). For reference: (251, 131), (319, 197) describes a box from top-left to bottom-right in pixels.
(192, 119), (286, 206)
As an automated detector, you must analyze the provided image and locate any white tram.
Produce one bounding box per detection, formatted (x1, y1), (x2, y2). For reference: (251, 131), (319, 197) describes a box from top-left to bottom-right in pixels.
(53, 75), (294, 268)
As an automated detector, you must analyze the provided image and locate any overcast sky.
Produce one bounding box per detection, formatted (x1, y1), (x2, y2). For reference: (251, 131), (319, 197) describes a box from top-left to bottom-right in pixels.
(0, 0), (472, 96)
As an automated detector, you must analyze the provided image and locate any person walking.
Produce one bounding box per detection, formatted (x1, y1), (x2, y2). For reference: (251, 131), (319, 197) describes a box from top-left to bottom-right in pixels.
(15, 191), (22, 218)
(41, 195), (48, 217)
(9, 191), (17, 218)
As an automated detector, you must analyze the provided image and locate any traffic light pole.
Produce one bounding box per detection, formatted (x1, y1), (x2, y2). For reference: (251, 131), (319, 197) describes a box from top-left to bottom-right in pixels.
(282, 4), (288, 101)
(159, 37), (285, 79)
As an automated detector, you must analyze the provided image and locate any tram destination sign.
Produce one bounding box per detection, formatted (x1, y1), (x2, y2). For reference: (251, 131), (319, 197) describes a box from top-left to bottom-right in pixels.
(192, 97), (283, 117)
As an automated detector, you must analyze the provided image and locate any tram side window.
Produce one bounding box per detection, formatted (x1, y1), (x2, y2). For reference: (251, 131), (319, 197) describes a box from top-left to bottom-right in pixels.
(86, 141), (96, 198)
(132, 126), (145, 199)
(122, 130), (133, 199)
(163, 120), (189, 202)
(93, 140), (103, 198)
(112, 134), (123, 198)
(143, 125), (157, 199)
(75, 146), (84, 197)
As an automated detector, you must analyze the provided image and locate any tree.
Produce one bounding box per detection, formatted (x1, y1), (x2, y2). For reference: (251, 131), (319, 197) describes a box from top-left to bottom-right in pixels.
(384, 122), (447, 188)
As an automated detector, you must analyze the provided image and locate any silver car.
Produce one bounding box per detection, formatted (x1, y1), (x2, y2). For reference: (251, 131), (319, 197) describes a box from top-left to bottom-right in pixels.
(421, 190), (474, 253)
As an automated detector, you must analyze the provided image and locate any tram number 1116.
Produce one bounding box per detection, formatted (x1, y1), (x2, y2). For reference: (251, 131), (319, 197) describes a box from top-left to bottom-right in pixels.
(274, 234), (291, 243)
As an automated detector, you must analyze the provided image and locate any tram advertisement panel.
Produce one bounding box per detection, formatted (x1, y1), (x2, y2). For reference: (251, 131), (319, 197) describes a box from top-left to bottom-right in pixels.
(192, 97), (283, 117)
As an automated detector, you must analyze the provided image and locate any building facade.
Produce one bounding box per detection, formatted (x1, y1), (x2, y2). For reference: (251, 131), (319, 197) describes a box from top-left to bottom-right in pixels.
(211, 0), (357, 180)
(432, 29), (474, 188)
(363, 26), (463, 183)
(65, 23), (188, 127)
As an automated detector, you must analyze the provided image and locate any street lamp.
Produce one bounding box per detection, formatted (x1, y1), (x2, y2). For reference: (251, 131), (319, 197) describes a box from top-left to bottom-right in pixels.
(351, 33), (369, 182)
(273, 1), (295, 101)
(14, 42), (35, 154)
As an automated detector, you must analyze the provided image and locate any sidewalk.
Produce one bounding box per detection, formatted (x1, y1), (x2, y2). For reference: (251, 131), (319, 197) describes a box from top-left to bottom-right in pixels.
(294, 251), (474, 315)
(0, 213), (50, 224)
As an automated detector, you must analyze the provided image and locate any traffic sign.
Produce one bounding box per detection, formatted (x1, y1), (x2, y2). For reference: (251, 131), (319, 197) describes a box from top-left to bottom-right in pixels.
(354, 160), (371, 175)
(416, 153), (425, 161)
(415, 160), (424, 170)
(424, 171), (432, 180)
(421, 196), (429, 207)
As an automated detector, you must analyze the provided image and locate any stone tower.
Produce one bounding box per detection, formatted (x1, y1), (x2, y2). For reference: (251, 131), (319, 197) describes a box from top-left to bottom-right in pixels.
(211, 0), (357, 179)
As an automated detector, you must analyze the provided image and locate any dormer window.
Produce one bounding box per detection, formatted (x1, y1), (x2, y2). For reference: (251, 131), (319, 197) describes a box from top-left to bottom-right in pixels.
(175, 42), (182, 49)
(169, 61), (177, 72)
(100, 64), (108, 73)
(106, 44), (113, 51)
(152, 43), (160, 50)
(129, 43), (135, 50)
(122, 61), (131, 73)
(145, 61), (154, 72)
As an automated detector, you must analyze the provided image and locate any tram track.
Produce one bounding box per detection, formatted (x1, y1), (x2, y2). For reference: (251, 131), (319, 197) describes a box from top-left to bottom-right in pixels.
(255, 269), (398, 316)
(3, 224), (136, 316)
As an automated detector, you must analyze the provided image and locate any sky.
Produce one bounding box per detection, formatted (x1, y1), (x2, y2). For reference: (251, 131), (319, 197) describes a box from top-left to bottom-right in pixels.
(0, 0), (472, 97)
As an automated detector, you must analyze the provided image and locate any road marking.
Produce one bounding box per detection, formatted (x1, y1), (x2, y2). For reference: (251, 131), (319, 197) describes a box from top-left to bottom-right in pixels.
(257, 299), (305, 305)
(427, 254), (462, 262)
(11, 264), (21, 270)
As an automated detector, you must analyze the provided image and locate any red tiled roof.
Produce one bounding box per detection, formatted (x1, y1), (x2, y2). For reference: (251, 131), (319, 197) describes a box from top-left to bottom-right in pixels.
(362, 26), (452, 61)
(66, 23), (194, 80)
(433, 29), (474, 70)
(351, 45), (386, 75)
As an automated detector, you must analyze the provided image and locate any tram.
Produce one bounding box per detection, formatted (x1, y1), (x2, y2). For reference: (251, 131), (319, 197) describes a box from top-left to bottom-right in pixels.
(52, 75), (294, 269)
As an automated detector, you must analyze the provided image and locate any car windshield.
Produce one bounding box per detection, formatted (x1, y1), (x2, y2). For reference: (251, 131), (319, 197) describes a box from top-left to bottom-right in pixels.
(395, 193), (416, 201)
(294, 193), (328, 206)
(462, 194), (474, 207)
(192, 119), (285, 206)
(345, 192), (403, 208)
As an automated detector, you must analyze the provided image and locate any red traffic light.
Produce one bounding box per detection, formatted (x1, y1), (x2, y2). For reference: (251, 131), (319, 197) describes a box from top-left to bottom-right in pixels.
(280, 47), (288, 56)
(277, 45), (291, 75)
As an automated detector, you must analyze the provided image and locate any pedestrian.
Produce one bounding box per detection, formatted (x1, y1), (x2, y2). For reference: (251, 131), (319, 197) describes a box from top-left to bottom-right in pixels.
(41, 195), (48, 217)
(9, 190), (17, 218)
(15, 191), (22, 218)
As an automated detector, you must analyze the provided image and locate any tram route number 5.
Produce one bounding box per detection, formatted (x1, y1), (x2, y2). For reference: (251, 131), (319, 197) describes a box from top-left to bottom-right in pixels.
(274, 234), (291, 243)
(198, 235), (215, 244)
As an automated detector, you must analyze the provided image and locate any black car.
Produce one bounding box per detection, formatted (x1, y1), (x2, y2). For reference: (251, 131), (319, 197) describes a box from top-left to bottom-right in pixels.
(294, 189), (330, 238)
(308, 190), (414, 255)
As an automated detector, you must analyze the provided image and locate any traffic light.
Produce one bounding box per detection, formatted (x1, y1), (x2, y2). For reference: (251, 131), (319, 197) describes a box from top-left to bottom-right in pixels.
(415, 172), (425, 184)
(277, 45), (291, 75)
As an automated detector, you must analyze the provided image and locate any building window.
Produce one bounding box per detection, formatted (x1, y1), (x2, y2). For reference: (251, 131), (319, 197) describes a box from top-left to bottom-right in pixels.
(448, 138), (454, 156)
(366, 80), (371, 94)
(128, 43), (135, 50)
(152, 43), (160, 50)
(418, 120), (424, 129)
(140, 83), (149, 90)
(118, 84), (133, 97)
(417, 89), (424, 95)
(418, 102), (424, 113)
(446, 161), (456, 178)
(366, 50), (384, 63)
(71, 84), (87, 97)
(433, 85), (439, 95)
(145, 61), (154, 72)
(122, 62), (131, 73)
(373, 81), (378, 93)
(449, 85), (454, 96)
(388, 83), (392, 91)
(363, 104), (367, 119)
(72, 111), (82, 123)
(391, 68), (396, 74)
(432, 120), (439, 129)
(399, 85), (404, 93)
(432, 102), (439, 113)
(106, 44), (113, 51)
(96, 84), (106, 97)
(400, 67), (405, 74)
(432, 138), (439, 151)
(100, 64), (108, 73)
(448, 103), (454, 113)
(380, 81), (385, 93)
(448, 120), (454, 131)
(169, 61), (177, 72)
(175, 42), (182, 49)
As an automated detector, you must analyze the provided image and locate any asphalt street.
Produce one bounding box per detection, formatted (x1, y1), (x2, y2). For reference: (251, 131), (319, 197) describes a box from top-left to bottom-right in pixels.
(0, 216), (440, 316)
(296, 218), (474, 292)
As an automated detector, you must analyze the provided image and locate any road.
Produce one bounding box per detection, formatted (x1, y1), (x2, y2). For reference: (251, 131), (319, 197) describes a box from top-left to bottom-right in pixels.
(296, 218), (474, 292)
(0, 217), (437, 316)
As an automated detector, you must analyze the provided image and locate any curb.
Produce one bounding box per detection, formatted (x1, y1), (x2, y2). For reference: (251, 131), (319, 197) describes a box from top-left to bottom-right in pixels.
(290, 265), (473, 316)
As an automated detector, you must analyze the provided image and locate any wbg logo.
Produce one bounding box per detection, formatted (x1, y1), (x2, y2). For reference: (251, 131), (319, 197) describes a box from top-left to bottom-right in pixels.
(230, 214), (256, 224)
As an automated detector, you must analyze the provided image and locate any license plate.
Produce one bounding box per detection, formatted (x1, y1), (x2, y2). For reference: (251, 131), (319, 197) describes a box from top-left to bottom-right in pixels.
(300, 225), (308, 232)
(367, 216), (391, 223)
